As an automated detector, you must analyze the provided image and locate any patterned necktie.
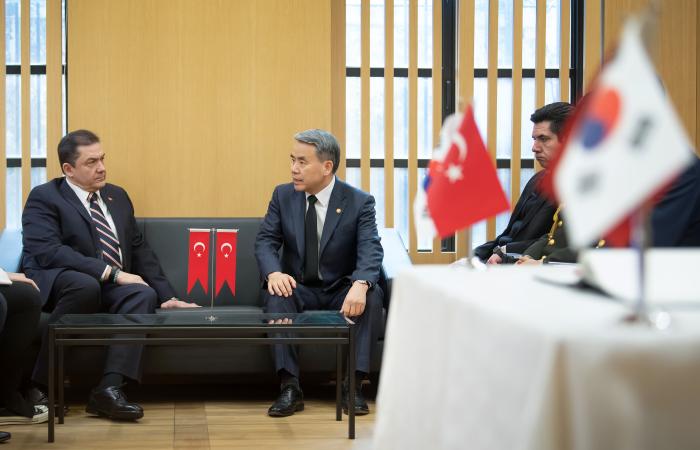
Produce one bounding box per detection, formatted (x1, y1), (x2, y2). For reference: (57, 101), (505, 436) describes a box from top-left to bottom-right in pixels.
(88, 192), (123, 269)
(304, 195), (319, 283)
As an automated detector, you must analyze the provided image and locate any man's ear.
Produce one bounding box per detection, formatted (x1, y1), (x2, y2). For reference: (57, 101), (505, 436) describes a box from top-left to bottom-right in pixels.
(324, 160), (334, 176)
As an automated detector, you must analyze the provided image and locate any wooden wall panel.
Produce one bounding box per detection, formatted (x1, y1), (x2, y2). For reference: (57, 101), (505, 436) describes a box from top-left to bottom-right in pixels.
(583, 0), (602, 92)
(47, 0), (62, 181)
(331, 0), (346, 179)
(67, 0), (331, 217)
(21, 0), (30, 205)
(604, 0), (698, 153)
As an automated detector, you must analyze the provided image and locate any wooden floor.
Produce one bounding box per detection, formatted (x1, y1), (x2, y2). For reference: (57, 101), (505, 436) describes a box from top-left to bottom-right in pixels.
(2, 385), (375, 449)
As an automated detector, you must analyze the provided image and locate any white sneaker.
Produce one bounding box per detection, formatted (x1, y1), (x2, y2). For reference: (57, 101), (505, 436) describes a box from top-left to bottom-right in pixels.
(0, 405), (49, 425)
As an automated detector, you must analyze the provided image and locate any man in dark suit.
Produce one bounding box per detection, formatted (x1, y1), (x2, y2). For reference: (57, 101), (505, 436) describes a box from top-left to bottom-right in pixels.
(474, 102), (574, 264)
(652, 155), (700, 246)
(22, 130), (196, 421)
(255, 129), (384, 417)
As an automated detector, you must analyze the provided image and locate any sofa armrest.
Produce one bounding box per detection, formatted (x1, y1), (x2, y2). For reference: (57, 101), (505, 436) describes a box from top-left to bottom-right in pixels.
(0, 229), (23, 272)
(378, 228), (412, 310)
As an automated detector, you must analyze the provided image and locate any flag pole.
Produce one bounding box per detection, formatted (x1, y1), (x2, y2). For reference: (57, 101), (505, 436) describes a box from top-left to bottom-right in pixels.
(206, 227), (217, 323)
(623, 202), (669, 329)
(210, 227), (215, 310)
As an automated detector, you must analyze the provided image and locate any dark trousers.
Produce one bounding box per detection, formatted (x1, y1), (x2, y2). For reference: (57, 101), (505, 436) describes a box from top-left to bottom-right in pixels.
(263, 282), (383, 378)
(32, 270), (158, 386)
(0, 281), (42, 416)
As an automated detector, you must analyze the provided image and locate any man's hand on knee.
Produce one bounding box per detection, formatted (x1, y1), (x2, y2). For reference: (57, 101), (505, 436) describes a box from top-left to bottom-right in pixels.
(116, 271), (149, 286)
(268, 318), (293, 325)
(267, 272), (297, 297)
(341, 282), (368, 317)
(160, 298), (200, 309)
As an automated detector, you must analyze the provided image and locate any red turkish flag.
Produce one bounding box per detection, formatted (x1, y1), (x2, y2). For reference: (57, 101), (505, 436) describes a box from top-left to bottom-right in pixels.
(215, 229), (237, 296)
(426, 106), (510, 238)
(187, 229), (210, 295)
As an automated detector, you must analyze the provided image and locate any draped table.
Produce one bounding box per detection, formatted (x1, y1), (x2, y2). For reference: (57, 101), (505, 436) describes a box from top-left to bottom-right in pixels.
(373, 265), (700, 450)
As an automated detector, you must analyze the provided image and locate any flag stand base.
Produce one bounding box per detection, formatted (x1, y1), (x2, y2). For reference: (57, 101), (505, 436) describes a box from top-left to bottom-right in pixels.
(620, 309), (671, 330)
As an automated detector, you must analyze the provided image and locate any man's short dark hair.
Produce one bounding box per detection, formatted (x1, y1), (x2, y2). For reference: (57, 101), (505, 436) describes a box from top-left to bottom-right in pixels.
(58, 129), (100, 171)
(294, 129), (341, 174)
(529, 102), (574, 137)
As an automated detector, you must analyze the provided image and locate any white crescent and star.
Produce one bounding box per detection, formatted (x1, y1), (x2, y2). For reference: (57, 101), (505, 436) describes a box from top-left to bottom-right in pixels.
(220, 243), (233, 258)
(193, 241), (206, 258)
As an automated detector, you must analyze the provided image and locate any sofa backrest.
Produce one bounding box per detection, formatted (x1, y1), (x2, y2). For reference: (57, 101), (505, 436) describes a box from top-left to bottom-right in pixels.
(136, 218), (264, 307)
(0, 229), (23, 272)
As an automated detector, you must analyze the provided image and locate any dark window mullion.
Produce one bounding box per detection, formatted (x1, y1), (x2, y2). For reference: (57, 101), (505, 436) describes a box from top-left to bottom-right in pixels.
(6, 65), (67, 75)
(5, 158), (47, 168)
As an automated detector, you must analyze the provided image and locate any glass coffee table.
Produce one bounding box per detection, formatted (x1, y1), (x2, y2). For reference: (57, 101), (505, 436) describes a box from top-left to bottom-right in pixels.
(47, 311), (356, 442)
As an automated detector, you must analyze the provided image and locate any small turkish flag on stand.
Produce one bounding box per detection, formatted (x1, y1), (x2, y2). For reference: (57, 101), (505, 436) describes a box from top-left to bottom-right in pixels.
(187, 229), (210, 295)
(215, 229), (237, 296)
(426, 105), (510, 238)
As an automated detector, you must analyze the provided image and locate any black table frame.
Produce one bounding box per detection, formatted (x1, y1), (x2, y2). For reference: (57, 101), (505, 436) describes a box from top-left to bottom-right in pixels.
(47, 320), (356, 442)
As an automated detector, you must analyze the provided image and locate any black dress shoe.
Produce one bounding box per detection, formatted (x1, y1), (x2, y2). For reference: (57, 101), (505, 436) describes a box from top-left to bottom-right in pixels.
(268, 385), (304, 417)
(0, 431), (11, 443)
(342, 381), (370, 416)
(86, 386), (144, 420)
(25, 387), (69, 415)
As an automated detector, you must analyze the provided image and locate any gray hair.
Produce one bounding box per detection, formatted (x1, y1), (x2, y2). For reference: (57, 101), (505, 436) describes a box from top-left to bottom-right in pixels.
(294, 129), (340, 174)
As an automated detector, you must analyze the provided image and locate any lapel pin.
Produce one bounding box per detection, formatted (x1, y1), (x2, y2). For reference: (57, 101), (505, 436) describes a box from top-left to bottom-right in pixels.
(108, 197), (113, 201)
(336, 208), (342, 214)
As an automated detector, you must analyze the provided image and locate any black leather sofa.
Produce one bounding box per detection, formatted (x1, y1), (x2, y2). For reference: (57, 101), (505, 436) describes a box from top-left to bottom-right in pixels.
(0, 218), (411, 384)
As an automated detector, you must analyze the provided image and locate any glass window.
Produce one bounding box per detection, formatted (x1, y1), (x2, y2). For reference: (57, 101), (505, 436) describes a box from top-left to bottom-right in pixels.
(6, 75), (21, 158)
(345, 0), (576, 254)
(474, 0), (489, 68)
(496, 168), (511, 232)
(520, 167), (536, 194)
(369, 167), (385, 228)
(394, 0), (409, 68)
(346, 0), (361, 68)
(417, 76), (433, 159)
(370, 0), (385, 68)
(370, 76), (385, 158)
(5, 168), (22, 229)
(31, 74), (47, 157)
(6, 0), (20, 65)
(473, 77), (488, 146)
(470, 219), (487, 249)
(346, 167), (361, 193)
(521, 78), (535, 161)
(545, 0), (560, 69)
(393, 77), (409, 159)
(522, 0), (536, 69)
(498, 0), (513, 69)
(5, 0), (63, 227)
(496, 78), (513, 159)
(346, 77), (361, 159)
(416, 167), (432, 251)
(417, 0), (432, 69)
(30, 0), (46, 65)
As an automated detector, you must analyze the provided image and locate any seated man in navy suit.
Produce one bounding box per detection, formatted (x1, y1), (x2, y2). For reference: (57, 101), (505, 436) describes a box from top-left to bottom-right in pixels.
(21, 130), (196, 421)
(255, 129), (384, 417)
(473, 102), (573, 263)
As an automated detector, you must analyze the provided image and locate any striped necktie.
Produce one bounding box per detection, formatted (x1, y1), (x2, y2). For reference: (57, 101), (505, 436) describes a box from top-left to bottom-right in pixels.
(88, 192), (123, 269)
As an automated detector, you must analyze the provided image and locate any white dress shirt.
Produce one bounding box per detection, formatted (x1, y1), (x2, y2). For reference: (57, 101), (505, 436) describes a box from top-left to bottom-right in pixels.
(305, 176), (336, 279)
(65, 177), (123, 278)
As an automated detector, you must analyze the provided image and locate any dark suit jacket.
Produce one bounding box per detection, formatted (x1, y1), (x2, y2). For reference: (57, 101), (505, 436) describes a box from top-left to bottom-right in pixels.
(652, 156), (700, 247)
(474, 170), (557, 260)
(21, 177), (175, 305)
(255, 179), (383, 290)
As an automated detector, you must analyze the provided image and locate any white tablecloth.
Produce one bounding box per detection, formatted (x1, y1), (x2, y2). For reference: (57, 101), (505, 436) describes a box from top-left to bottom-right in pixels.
(372, 266), (700, 450)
